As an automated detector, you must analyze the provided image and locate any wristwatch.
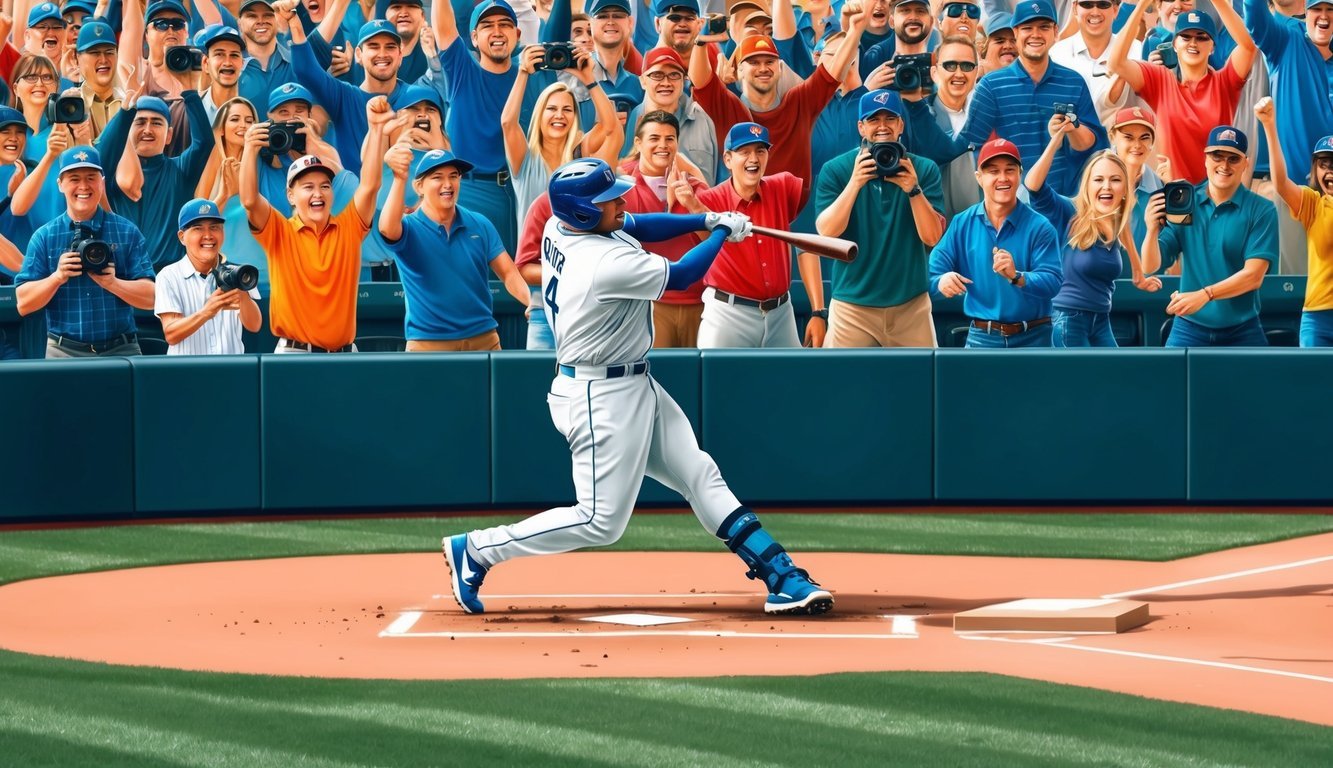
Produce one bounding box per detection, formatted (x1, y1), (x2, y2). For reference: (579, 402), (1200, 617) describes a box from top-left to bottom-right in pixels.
(907, 185), (923, 198)
(1009, 272), (1022, 286)
(810, 309), (829, 321)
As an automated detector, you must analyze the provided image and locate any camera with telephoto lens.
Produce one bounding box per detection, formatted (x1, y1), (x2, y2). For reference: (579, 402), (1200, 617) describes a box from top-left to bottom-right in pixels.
(1162, 180), (1194, 224)
(704, 13), (727, 34)
(71, 226), (112, 275)
(48, 95), (87, 124)
(212, 260), (259, 292)
(1157, 41), (1178, 69)
(165, 45), (204, 73)
(266, 122), (307, 155)
(890, 53), (934, 92)
(536, 41), (576, 71)
(868, 140), (906, 178)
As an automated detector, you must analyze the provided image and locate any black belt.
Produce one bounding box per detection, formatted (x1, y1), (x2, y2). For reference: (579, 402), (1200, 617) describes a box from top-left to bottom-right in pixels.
(558, 361), (649, 380)
(47, 332), (136, 353)
(710, 289), (791, 313)
(282, 338), (354, 353)
(462, 169), (511, 186)
(969, 317), (1051, 336)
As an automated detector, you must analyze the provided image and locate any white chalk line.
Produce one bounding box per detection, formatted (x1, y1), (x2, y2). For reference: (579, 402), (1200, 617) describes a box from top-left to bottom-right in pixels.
(429, 592), (756, 601)
(383, 611), (422, 635)
(1101, 554), (1333, 599)
(382, 628), (918, 640)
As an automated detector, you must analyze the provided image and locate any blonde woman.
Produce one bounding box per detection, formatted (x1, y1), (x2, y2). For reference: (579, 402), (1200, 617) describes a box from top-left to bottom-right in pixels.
(193, 96), (269, 281)
(1026, 117), (1161, 347)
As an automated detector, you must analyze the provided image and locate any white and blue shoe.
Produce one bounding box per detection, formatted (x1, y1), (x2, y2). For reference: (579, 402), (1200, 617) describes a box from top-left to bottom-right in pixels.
(764, 566), (834, 616)
(442, 534), (487, 614)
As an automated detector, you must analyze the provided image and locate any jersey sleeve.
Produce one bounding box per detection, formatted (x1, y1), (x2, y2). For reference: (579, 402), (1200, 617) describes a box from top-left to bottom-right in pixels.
(591, 240), (670, 302)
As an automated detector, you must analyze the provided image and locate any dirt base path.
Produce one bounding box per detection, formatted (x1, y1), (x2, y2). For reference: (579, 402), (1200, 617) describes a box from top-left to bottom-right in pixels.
(0, 533), (1330, 726)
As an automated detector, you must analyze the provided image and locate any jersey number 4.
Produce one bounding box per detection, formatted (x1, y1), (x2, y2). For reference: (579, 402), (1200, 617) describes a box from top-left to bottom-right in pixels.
(544, 277), (560, 318)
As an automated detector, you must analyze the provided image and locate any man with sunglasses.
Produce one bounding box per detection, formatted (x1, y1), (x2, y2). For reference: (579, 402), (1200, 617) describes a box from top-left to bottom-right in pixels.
(1051, 0), (1143, 127)
(1141, 126), (1278, 346)
(938, 0), (980, 41)
(927, 35), (982, 220)
(655, 0), (703, 57)
(119, 0), (203, 156)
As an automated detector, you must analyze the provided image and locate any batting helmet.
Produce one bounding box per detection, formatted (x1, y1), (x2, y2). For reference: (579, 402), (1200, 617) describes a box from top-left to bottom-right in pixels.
(548, 158), (634, 230)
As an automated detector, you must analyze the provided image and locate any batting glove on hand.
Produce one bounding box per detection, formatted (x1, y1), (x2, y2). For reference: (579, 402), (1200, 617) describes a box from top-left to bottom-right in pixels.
(704, 212), (752, 242)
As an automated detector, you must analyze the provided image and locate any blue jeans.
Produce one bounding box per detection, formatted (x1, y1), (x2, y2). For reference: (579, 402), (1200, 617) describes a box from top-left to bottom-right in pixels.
(965, 323), (1052, 348)
(526, 286), (554, 349)
(1052, 308), (1117, 348)
(1300, 310), (1333, 347)
(1165, 315), (1268, 347)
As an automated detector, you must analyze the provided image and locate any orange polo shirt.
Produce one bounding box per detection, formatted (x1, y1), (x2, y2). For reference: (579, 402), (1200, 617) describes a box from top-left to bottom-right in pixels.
(254, 204), (370, 350)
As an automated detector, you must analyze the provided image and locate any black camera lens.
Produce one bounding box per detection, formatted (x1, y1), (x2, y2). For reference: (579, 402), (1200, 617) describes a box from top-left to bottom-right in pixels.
(896, 67), (920, 90)
(214, 263), (259, 292)
(78, 241), (111, 274)
(869, 141), (905, 177)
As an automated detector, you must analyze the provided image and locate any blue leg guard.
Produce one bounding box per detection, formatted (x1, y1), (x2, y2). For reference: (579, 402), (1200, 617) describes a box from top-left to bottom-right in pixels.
(717, 508), (834, 615)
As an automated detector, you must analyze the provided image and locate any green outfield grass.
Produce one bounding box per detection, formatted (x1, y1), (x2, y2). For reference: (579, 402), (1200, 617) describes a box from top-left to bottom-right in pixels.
(1, 512), (1330, 766)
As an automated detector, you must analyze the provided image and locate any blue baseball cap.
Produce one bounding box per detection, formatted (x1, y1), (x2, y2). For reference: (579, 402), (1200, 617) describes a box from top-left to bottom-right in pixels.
(76, 20), (117, 52)
(268, 82), (314, 111)
(178, 198), (224, 229)
(986, 10), (1015, 35)
(27, 2), (64, 26)
(1308, 0), (1333, 9)
(725, 121), (771, 151)
(413, 148), (475, 179)
(589, 0), (631, 13)
(653, 0), (699, 14)
(859, 89), (904, 121)
(0, 106), (31, 133)
(1205, 125), (1247, 156)
(145, 0), (188, 19)
(1011, 0), (1057, 26)
(357, 19), (401, 46)
(469, 0), (517, 30)
(1175, 10), (1217, 38)
(1313, 135), (1333, 157)
(62, 0), (97, 16)
(196, 24), (243, 51)
(391, 84), (444, 113)
(136, 96), (172, 122)
(606, 92), (639, 112)
(59, 145), (103, 175)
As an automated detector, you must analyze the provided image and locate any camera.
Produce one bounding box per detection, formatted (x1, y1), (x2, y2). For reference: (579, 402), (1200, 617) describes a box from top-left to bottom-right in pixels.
(1052, 101), (1078, 127)
(704, 13), (727, 34)
(266, 122), (307, 155)
(212, 260), (259, 292)
(536, 41), (576, 71)
(48, 94), (87, 125)
(1156, 41), (1178, 69)
(868, 140), (905, 178)
(890, 53), (934, 93)
(1163, 180), (1194, 223)
(165, 45), (204, 73)
(71, 226), (112, 275)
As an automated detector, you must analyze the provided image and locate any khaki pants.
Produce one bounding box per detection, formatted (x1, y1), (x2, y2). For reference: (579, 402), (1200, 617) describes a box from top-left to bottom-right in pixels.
(825, 293), (938, 348)
(652, 302), (704, 348)
(406, 330), (502, 352)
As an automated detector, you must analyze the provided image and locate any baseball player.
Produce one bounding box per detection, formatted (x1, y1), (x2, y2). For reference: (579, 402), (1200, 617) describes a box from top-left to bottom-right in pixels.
(441, 158), (835, 617)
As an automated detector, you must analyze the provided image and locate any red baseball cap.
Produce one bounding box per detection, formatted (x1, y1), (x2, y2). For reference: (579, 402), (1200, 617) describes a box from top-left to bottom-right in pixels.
(977, 138), (1022, 168)
(1111, 106), (1156, 134)
(737, 34), (779, 62)
(642, 46), (686, 72)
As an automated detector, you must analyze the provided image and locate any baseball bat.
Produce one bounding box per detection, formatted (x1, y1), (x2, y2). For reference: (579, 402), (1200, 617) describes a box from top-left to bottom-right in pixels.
(750, 225), (858, 263)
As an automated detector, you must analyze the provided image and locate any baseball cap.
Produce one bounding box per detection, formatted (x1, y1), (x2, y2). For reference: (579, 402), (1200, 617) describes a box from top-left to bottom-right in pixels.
(1205, 125), (1247, 156)
(1011, 0), (1057, 26)
(27, 2), (64, 26)
(413, 148), (475, 179)
(287, 154), (336, 187)
(1175, 10), (1217, 38)
(469, 0), (517, 30)
(725, 121), (771, 151)
(357, 19), (401, 46)
(237, 0), (274, 11)
(727, 0), (769, 16)
(61, 0), (97, 16)
(1110, 105), (1156, 134)
(741, 9), (773, 27)
(736, 35), (780, 62)
(653, 0), (700, 14)
(894, 0), (930, 7)
(606, 92), (639, 112)
(0, 106), (31, 133)
(196, 24), (243, 51)
(1313, 135), (1333, 157)
(977, 138), (1022, 168)
(136, 96), (172, 122)
(588, 0), (631, 13)
(77, 20), (117, 52)
(145, 0), (188, 20)
(986, 11), (1015, 36)
(380, 0), (424, 10)
(59, 145), (103, 175)
(1308, 0), (1333, 9)
(643, 47), (687, 72)
(392, 84), (444, 113)
(859, 89), (904, 121)
(178, 198), (224, 230)
(269, 82), (314, 111)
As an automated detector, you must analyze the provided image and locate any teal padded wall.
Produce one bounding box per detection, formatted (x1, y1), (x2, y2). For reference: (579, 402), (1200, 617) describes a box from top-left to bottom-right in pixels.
(131, 356), (261, 513)
(261, 353), (491, 509)
(935, 350), (1188, 501)
(0, 359), (134, 518)
(1188, 350), (1333, 502)
(701, 350), (934, 502)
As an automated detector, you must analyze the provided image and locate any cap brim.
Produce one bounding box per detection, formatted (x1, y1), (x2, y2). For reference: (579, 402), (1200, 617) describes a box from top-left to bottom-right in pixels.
(415, 158), (475, 178)
(860, 107), (901, 121)
(60, 162), (103, 174)
(269, 96), (312, 110)
(288, 166), (336, 186)
(181, 216), (225, 228)
(590, 176), (635, 203)
(979, 152), (1022, 167)
(1204, 145), (1245, 157)
(727, 137), (771, 151)
(0, 119), (32, 133)
(1112, 119), (1154, 132)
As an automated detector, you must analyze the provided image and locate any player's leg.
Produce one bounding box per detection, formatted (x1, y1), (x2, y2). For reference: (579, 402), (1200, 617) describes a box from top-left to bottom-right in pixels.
(642, 379), (833, 616)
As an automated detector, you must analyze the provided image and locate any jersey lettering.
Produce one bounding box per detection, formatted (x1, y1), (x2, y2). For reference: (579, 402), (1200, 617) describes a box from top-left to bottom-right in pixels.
(542, 236), (566, 275)
(544, 276), (560, 318)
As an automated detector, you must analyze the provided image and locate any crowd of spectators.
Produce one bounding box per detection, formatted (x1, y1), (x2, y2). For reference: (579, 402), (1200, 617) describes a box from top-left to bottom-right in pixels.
(0, 0), (1330, 358)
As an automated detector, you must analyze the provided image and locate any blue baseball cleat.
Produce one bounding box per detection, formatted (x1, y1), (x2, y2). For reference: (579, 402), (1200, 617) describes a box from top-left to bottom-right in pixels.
(442, 534), (487, 614)
(764, 565), (834, 615)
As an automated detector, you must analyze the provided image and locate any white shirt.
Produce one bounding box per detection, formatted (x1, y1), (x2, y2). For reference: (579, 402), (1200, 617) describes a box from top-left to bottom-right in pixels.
(154, 256), (262, 356)
(1049, 32), (1144, 129)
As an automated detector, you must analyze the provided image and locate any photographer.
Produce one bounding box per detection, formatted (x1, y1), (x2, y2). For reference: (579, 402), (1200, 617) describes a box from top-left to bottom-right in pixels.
(1141, 125), (1278, 346)
(861, 0), (933, 89)
(252, 83), (355, 217)
(1049, 0), (1140, 128)
(155, 198), (262, 354)
(815, 89), (945, 348)
(117, 0), (206, 155)
(73, 20), (123, 139)
(15, 146), (156, 358)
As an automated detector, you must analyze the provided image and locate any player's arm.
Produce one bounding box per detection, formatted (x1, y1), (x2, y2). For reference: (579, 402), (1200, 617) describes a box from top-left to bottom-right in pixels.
(621, 212), (710, 241)
(661, 212), (751, 291)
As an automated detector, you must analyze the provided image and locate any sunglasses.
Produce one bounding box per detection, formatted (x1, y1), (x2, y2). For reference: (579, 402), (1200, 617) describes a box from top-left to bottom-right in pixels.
(665, 13), (697, 22)
(1076, 0), (1115, 8)
(942, 2), (981, 18)
(939, 60), (977, 72)
(1207, 151), (1244, 165)
(150, 18), (188, 31)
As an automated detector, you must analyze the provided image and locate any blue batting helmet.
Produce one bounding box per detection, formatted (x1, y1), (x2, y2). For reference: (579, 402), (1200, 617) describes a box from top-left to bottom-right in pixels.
(548, 158), (633, 230)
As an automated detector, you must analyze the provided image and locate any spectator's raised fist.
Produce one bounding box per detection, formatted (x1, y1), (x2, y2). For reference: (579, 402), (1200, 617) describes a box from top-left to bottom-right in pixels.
(1253, 97), (1275, 126)
(271, 0), (300, 20)
(366, 96), (395, 128)
(385, 141), (414, 179)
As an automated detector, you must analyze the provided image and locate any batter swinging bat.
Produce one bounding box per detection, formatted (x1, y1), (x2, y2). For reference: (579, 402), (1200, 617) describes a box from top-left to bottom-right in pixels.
(749, 225), (858, 263)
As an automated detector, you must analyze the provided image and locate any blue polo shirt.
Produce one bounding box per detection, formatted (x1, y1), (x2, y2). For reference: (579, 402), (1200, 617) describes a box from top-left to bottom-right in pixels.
(1245, 0), (1333, 182)
(16, 208), (154, 342)
(439, 36), (518, 175)
(1029, 184), (1124, 314)
(928, 200), (1063, 322)
(383, 204), (507, 340)
(959, 60), (1107, 196)
(238, 45), (297, 116)
(290, 39), (409, 176)
(1157, 183), (1278, 329)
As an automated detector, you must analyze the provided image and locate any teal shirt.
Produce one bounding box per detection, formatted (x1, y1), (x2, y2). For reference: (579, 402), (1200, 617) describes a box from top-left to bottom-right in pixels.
(815, 147), (945, 308)
(1157, 183), (1278, 329)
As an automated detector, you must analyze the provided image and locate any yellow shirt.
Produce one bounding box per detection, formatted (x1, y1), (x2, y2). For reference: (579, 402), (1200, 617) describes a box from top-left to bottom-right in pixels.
(1294, 187), (1333, 312)
(255, 204), (370, 350)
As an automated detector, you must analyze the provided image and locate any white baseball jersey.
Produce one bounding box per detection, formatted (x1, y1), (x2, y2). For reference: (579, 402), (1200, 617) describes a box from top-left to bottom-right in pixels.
(540, 217), (670, 367)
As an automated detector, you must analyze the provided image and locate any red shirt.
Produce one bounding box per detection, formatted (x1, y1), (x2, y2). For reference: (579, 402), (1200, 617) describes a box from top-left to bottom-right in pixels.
(515, 192), (553, 271)
(695, 172), (804, 301)
(620, 160), (708, 304)
(693, 65), (840, 206)
(1135, 61), (1245, 184)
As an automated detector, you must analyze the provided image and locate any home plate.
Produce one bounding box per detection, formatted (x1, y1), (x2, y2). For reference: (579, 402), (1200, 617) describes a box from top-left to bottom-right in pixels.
(580, 613), (696, 627)
(954, 598), (1150, 633)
